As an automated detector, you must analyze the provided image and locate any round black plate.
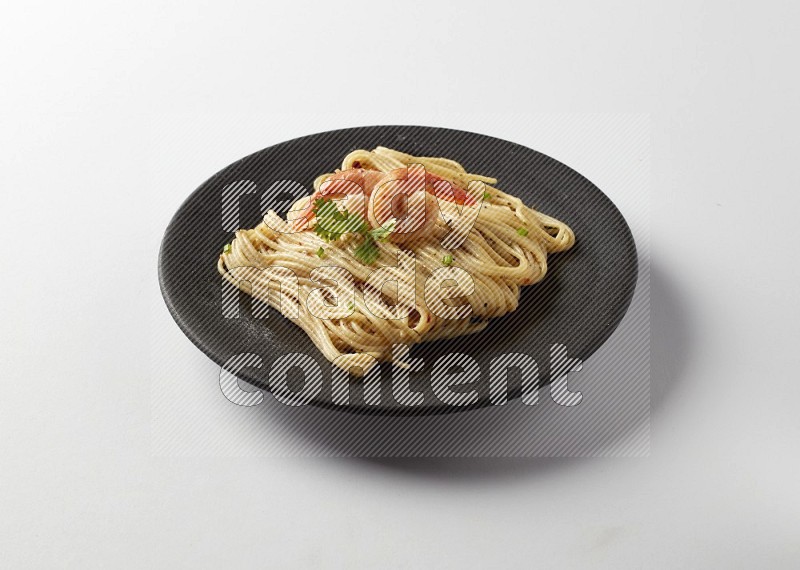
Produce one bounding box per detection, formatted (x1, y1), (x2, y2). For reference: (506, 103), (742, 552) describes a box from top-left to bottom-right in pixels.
(158, 126), (637, 416)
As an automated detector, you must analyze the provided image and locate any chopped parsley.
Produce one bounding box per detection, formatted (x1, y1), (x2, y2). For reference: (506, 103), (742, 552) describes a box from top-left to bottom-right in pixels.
(354, 238), (381, 265)
(369, 221), (396, 243)
(516, 227), (529, 237)
(312, 198), (394, 265)
(312, 198), (367, 242)
(315, 246), (326, 259)
(223, 243), (232, 254)
(442, 254), (453, 266)
(354, 220), (396, 265)
(483, 191), (492, 201)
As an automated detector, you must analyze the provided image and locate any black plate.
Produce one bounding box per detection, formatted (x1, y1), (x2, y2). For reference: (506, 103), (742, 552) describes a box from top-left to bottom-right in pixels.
(158, 126), (637, 416)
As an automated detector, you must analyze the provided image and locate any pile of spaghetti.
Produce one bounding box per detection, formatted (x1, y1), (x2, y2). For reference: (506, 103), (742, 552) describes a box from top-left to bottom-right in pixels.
(218, 146), (575, 374)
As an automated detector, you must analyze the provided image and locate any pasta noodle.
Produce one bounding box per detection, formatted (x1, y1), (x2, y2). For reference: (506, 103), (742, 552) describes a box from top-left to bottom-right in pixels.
(218, 147), (575, 374)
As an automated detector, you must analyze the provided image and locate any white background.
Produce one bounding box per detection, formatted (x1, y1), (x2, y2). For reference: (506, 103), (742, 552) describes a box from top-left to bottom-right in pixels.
(2, 1), (799, 568)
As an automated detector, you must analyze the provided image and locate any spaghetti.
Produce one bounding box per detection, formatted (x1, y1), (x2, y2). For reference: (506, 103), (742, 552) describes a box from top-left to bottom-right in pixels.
(218, 147), (575, 374)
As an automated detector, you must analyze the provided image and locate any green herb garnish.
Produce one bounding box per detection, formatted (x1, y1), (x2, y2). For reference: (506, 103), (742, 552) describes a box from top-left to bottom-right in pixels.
(369, 220), (396, 242)
(312, 199), (393, 265)
(442, 254), (453, 266)
(347, 301), (355, 311)
(223, 243), (231, 254)
(354, 238), (381, 265)
(483, 191), (492, 201)
(315, 246), (326, 259)
(516, 227), (529, 237)
(312, 199), (367, 242)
